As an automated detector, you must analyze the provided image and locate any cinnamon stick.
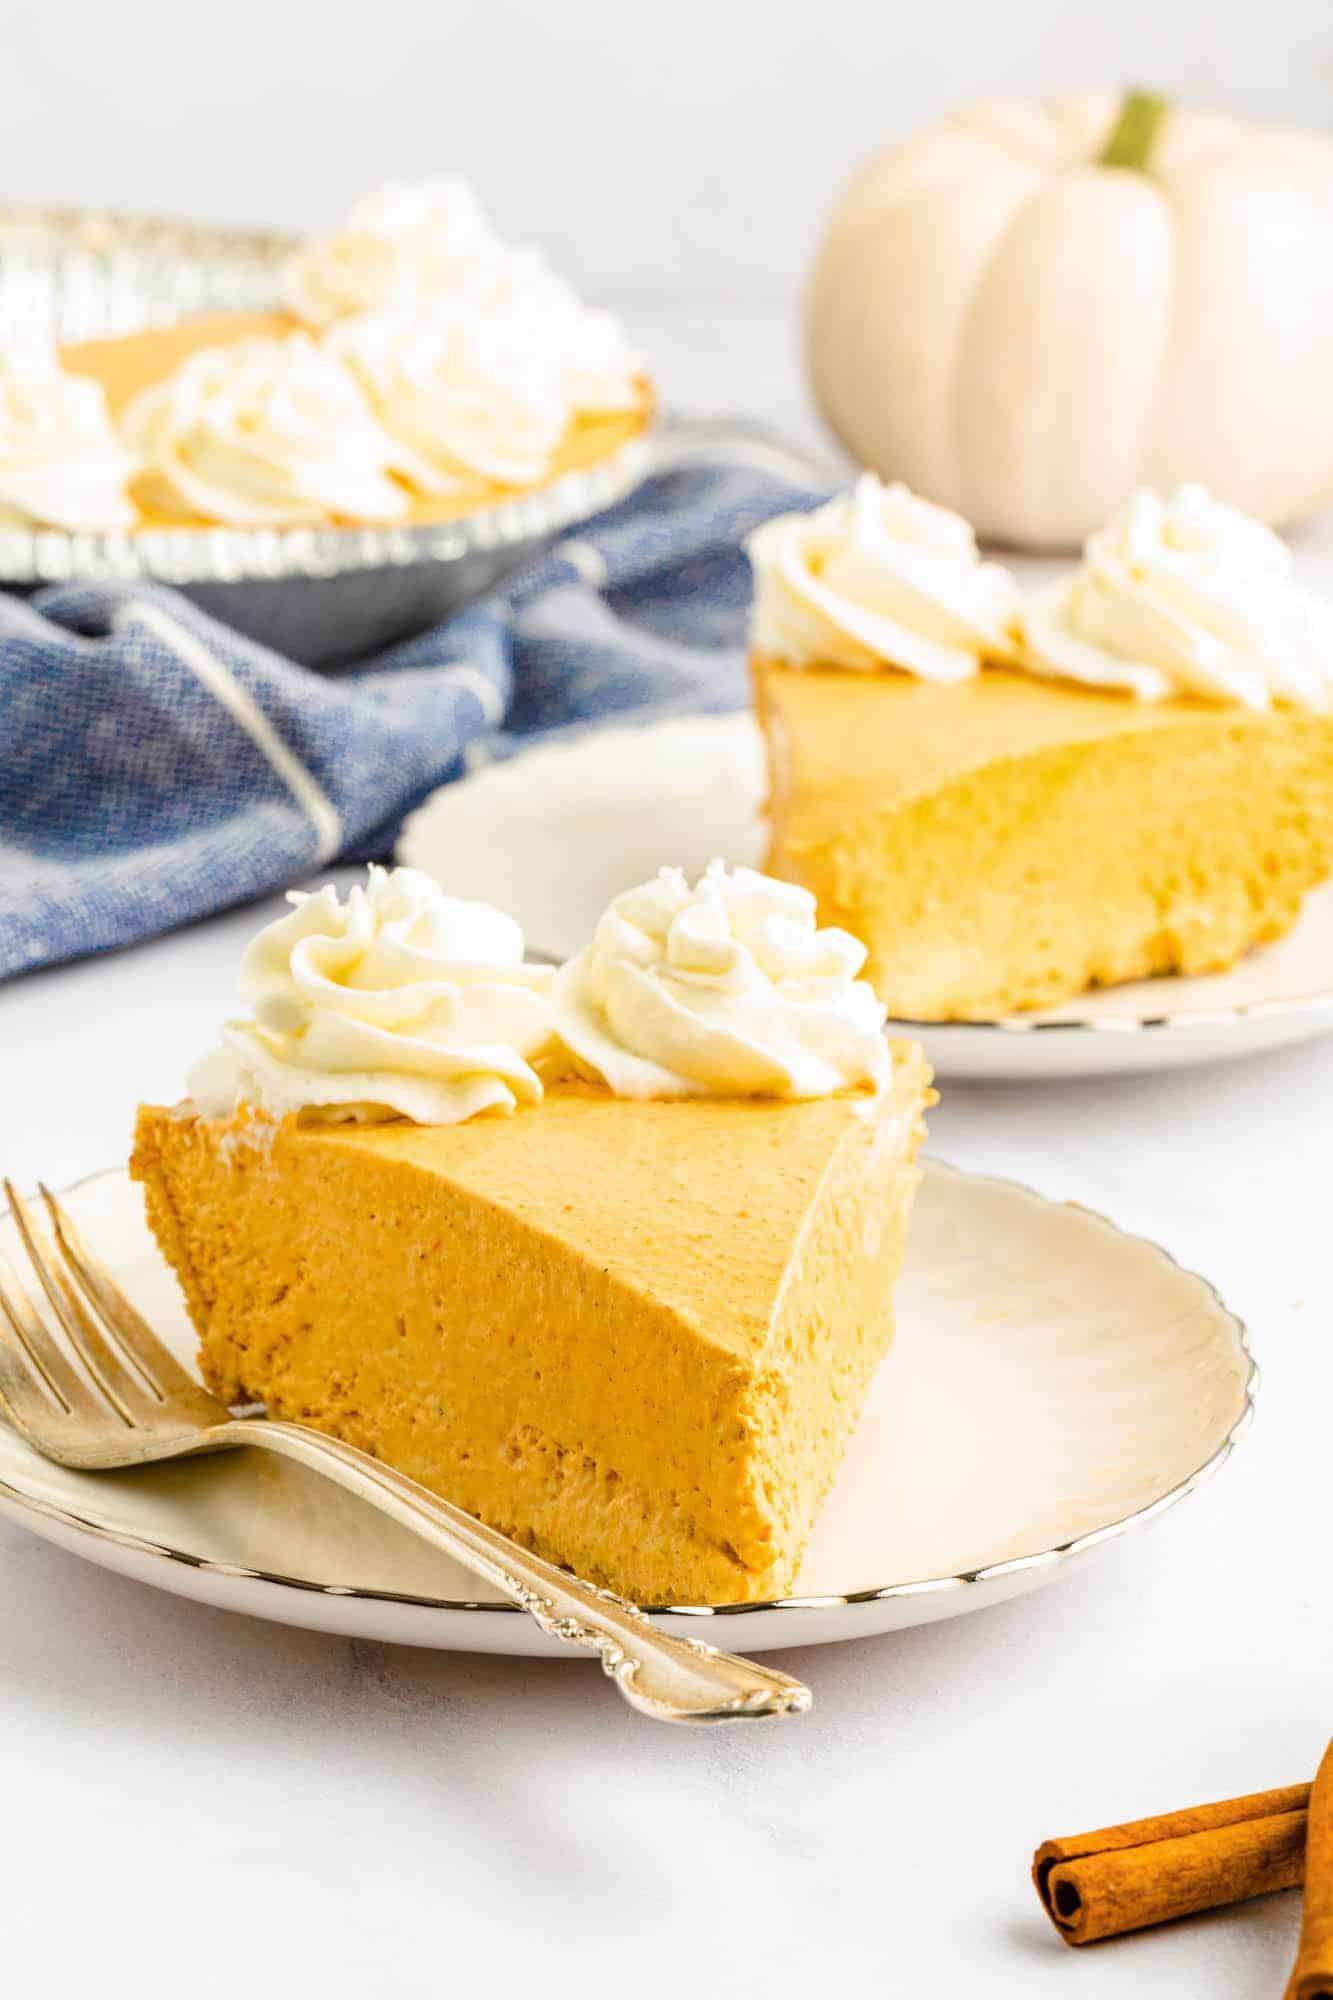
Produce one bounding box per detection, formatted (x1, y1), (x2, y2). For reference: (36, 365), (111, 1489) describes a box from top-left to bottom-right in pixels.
(1284, 1740), (1333, 1998)
(1034, 1783), (1310, 1945)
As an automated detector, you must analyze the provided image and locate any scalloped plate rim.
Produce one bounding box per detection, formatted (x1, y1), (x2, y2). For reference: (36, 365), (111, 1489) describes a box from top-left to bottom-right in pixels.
(0, 1160), (1256, 1656)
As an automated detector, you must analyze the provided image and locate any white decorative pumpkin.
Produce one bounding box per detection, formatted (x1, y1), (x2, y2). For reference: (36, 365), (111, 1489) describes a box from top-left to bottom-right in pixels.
(805, 90), (1333, 549)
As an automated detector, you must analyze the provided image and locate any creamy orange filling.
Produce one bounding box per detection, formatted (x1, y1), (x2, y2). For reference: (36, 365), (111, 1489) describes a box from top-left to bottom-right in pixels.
(755, 655), (1333, 1019)
(131, 1062), (930, 1605)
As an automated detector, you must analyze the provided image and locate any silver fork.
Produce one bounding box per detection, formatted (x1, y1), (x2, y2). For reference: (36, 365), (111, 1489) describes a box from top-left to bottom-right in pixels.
(0, 1179), (811, 1726)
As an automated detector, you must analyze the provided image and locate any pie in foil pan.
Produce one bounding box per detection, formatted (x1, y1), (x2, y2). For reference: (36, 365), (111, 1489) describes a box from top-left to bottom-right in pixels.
(0, 205), (654, 667)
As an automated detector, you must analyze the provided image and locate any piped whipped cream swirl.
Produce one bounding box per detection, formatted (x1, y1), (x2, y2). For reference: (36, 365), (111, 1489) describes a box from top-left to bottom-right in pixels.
(284, 179), (503, 329)
(285, 177), (642, 419)
(476, 263), (643, 415)
(188, 867), (556, 1126)
(1019, 485), (1333, 710)
(329, 310), (570, 492)
(747, 474), (1020, 680)
(0, 347), (137, 531)
(123, 334), (412, 526)
(553, 861), (890, 1100)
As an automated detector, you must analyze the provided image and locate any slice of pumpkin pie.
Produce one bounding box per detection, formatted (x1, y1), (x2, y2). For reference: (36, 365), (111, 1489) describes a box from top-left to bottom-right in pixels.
(750, 477), (1333, 1020)
(132, 863), (930, 1606)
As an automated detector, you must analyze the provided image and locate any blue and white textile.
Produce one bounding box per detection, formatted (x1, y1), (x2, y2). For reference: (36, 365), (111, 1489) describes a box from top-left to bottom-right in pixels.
(0, 448), (827, 979)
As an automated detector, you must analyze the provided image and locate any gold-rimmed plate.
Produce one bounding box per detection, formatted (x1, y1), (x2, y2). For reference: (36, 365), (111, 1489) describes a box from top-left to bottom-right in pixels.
(0, 1159), (1254, 1655)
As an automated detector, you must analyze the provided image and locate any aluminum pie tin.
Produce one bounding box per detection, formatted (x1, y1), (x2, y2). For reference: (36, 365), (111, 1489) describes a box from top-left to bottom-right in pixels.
(0, 205), (654, 666)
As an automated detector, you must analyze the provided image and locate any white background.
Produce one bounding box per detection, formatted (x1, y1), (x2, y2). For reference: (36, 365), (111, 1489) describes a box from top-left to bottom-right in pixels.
(3, 6), (1333, 1993)
(5, 0), (1333, 297)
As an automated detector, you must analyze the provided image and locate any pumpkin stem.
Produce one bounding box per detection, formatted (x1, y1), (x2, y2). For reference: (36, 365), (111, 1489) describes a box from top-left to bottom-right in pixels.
(1099, 89), (1168, 173)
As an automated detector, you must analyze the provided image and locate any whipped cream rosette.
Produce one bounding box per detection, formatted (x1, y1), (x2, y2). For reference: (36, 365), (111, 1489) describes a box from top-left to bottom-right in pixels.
(284, 178), (503, 329)
(189, 867), (557, 1126)
(286, 177), (642, 423)
(465, 257), (643, 416)
(123, 333), (414, 527)
(0, 347), (137, 532)
(328, 309), (571, 493)
(553, 860), (891, 1100)
(746, 474), (1020, 681)
(1020, 485), (1333, 710)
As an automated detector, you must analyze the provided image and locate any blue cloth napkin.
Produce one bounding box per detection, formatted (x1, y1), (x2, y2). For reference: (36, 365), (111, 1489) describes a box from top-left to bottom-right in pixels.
(0, 448), (827, 981)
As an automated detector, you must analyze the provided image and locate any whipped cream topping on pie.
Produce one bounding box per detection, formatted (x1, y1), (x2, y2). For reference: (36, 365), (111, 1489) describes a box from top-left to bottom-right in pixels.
(553, 860), (891, 1100)
(469, 261), (643, 416)
(122, 333), (414, 526)
(1, 178), (646, 541)
(283, 179), (504, 329)
(1020, 485), (1333, 710)
(328, 309), (571, 492)
(0, 347), (137, 532)
(747, 475), (1020, 681)
(188, 866), (557, 1127)
(285, 177), (642, 421)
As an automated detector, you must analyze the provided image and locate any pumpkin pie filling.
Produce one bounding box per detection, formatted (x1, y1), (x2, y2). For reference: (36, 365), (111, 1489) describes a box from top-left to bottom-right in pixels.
(748, 478), (1333, 1020)
(131, 865), (931, 1606)
(756, 657), (1333, 1019)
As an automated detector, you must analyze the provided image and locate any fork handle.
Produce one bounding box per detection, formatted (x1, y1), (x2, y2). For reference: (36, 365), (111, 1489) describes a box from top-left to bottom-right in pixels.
(217, 1420), (811, 1724)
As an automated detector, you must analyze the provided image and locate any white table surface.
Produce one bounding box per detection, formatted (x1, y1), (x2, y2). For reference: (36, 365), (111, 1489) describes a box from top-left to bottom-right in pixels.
(3, 307), (1333, 1999)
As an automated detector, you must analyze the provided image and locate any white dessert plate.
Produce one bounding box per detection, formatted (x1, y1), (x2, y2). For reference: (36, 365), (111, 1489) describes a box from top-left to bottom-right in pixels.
(0, 1160), (1253, 1656)
(398, 712), (1333, 1080)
